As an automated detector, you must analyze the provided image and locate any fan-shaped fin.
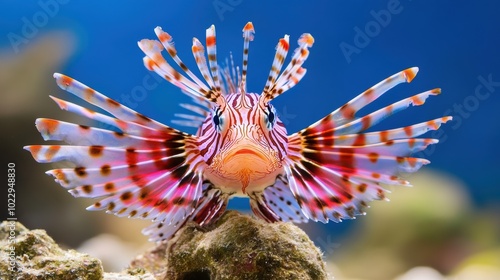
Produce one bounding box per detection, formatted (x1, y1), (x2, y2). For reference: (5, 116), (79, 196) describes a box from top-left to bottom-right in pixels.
(284, 68), (451, 223)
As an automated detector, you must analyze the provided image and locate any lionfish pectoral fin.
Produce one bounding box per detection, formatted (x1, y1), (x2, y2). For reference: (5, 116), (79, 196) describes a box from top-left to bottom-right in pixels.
(249, 176), (308, 223)
(142, 183), (229, 242)
(283, 68), (452, 223)
(25, 141), (205, 243)
(249, 196), (280, 223)
(190, 186), (229, 226)
(24, 74), (212, 242)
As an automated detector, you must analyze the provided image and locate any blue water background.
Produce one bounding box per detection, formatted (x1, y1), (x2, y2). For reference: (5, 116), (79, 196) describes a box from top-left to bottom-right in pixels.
(1, 1), (499, 237)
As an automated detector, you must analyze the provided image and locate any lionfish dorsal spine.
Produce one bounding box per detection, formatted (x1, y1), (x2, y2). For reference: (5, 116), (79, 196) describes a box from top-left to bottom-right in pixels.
(239, 22), (255, 95)
(154, 27), (212, 96)
(259, 33), (314, 106)
(262, 35), (289, 98)
(205, 25), (223, 97)
(138, 28), (227, 107)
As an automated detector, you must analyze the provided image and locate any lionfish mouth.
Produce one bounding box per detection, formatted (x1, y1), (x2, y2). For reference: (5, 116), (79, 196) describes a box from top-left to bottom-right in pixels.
(211, 142), (281, 193)
(231, 148), (267, 160)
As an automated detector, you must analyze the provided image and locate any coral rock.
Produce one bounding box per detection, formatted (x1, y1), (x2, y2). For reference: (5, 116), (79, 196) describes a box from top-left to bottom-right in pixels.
(0, 221), (156, 280)
(0, 220), (103, 280)
(131, 211), (328, 280)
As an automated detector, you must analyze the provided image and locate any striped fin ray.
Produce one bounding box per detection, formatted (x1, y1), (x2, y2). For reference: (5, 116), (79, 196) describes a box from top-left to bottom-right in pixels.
(45, 154), (185, 190)
(229, 52), (239, 91)
(25, 144), (195, 168)
(146, 172), (201, 223)
(304, 138), (439, 157)
(68, 173), (162, 200)
(172, 113), (206, 128)
(273, 34), (314, 90)
(282, 144), (432, 222)
(297, 150), (430, 175)
(173, 113), (206, 122)
(331, 89), (441, 136)
(283, 148), (425, 222)
(221, 53), (239, 94)
(172, 87), (212, 128)
(47, 74), (192, 139)
(138, 35), (225, 106)
(192, 38), (217, 91)
(48, 96), (172, 138)
(34, 118), (185, 148)
(25, 143), (201, 189)
(152, 28), (218, 128)
(154, 27), (212, 95)
(332, 67), (418, 127)
(46, 156), (186, 189)
(53, 74), (166, 130)
(299, 68), (429, 138)
(205, 25), (223, 95)
(262, 35), (289, 96)
(239, 22), (255, 93)
(298, 117), (453, 147)
(139, 40), (211, 100)
(260, 33), (314, 105)
(154, 26), (236, 116)
(283, 68), (451, 222)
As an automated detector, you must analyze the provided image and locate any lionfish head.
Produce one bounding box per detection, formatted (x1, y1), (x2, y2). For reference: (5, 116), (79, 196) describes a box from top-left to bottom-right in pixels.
(179, 22), (313, 192)
(200, 93), (285, 191)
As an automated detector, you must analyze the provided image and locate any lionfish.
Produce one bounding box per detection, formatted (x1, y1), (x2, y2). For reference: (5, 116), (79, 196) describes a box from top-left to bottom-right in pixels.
(25, 22), (451, 242)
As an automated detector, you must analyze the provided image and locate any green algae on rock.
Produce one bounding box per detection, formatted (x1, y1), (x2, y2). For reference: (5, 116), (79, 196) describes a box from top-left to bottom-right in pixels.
(131, 211), (328, 280)
(0, 221), (158, 280)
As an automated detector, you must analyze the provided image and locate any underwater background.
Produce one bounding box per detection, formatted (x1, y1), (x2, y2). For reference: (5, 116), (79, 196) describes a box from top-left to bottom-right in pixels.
(1, 1), (499, 279)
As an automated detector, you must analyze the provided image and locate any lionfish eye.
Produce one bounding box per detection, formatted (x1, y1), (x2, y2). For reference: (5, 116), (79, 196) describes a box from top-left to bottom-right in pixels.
(265, 104), (276, 129)
(268, 110), (275, 124)
(212, 107), (223, 132)
(213, 114), (220, 126)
